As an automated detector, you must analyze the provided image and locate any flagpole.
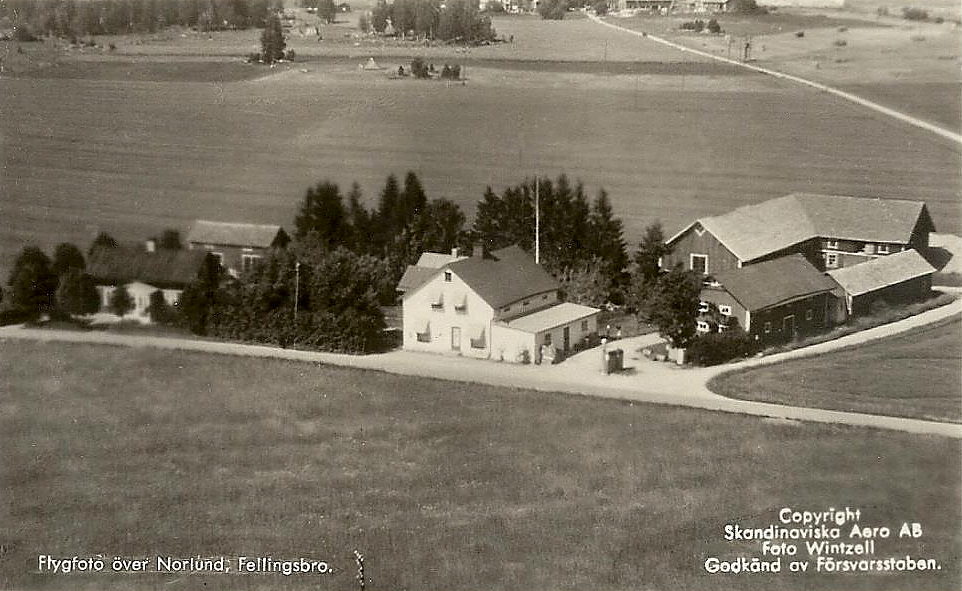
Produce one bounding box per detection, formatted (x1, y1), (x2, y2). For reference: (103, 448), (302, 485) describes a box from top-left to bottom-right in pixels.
(534, 176), (540, 265)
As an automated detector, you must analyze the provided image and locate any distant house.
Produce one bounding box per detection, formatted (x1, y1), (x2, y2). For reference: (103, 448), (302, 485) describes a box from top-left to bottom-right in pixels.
(400, 245), (600, 363)
(663, 193), (935, 277)
(618, 0), (674, 12)
(87, 246), (208, 322)
(185, 220), (289, 276)
(698, 255), (841, 345)
(827, 249), (936, 316)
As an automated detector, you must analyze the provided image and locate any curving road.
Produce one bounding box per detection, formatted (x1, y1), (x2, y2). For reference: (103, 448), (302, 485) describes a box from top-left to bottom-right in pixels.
(586, 13), (962, 145)
(2, 298), (960, 438)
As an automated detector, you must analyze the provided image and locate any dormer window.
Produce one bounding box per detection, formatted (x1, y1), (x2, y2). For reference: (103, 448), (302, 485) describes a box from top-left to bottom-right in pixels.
(826, 239), (839, 250)
(444, 271), (452, 282)
(877, 243), (889, 254)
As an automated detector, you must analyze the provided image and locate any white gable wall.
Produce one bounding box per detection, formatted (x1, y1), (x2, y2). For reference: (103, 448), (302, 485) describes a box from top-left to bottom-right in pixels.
(402, 270), (495, 358)
(96, 282), (182, 323)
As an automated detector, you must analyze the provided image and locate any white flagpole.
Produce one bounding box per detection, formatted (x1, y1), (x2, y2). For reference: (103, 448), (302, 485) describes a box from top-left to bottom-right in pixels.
(534, 176), (540, 265)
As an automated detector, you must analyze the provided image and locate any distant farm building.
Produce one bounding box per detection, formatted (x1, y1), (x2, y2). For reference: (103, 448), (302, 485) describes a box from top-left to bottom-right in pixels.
(399, 245), (600, 364)
(698, 255), (840, 345)
(669, 193), (939, 344)
(616, 0), (729, 12)
(757, 0), (843, 8)
(186, 220), (289, 277)
(663, 193), (934, 276)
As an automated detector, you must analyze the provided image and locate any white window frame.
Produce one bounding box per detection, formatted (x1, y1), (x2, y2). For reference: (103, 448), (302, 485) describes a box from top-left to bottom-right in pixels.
(718, 304), (732, 316)
(690, 253), (708, 275)
(241, 253), (261, 273)
(696, 320), (711, 332)
(877, 243), (889, 254)
(698, 301), (710, 313)
(826, 239), (839, 249)
(825, 252), (839, 268)
(805, 309), (814, 321)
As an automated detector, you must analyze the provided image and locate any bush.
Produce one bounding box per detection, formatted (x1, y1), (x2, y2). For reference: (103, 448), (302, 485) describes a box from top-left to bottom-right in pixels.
(795, 30), (805, 37)
(593, 0), (609, 15)
(14, 26), (39, 42)
(901, 6), (928, 20)
(0, 308), (34, 326)
(687, 330), (760, 366)
(485, 0), (506, 12)
(681, 20), (705, 32)
(934, 16), (944, 23)
(109, 285), (134, 317)
(410, 57), (430, 78)
(834, 39), (847, 46)
(707, 19), (721, 34)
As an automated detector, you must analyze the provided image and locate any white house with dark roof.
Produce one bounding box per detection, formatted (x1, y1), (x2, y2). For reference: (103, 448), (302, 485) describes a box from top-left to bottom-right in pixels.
(400, 245), (600, 363)
(87, 247), (208, 323)
(663, 193), (934, 276)
(186, 220), (289, 276)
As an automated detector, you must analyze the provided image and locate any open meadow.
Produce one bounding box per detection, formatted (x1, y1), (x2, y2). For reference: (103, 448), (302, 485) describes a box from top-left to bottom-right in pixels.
(709, 315), (962, 423)
(1, 339), (960, 590)
(2, 42), (959, 280)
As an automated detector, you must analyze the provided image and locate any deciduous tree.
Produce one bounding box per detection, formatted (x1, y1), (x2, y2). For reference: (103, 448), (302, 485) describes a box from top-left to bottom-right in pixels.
(8, 246), (57, 318)
(109, 284), (134, 317)
(647, 267), (701, 348)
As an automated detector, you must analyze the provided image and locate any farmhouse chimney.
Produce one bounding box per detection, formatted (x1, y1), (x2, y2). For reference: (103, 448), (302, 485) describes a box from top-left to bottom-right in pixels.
(451, 247), (459, 258)
(471, 242), (484, 259)
(145, 239), (156, 253)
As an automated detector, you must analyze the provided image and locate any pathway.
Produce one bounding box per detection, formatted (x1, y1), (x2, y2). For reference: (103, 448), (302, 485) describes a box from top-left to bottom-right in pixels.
(586, 13), (962, 145)
(2, 298), (960, 438)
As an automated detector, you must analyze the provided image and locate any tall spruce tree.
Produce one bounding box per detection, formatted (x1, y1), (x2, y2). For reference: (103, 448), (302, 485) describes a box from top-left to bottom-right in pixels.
(260, 13), (286, 62)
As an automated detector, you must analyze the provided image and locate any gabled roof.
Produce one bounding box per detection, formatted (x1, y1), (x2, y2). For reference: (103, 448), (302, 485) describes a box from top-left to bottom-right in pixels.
(87, 248), (207, 289)
(827, 249), (935, 297)
(712, 255), (838, 312)
(447, 245), (560, 309)
(397, 251), (467, 293)
(186, 220), (287, 249)
(397, 266), (439, 293)
(502, 302), (599, 333)
(673, 194), (933, 263)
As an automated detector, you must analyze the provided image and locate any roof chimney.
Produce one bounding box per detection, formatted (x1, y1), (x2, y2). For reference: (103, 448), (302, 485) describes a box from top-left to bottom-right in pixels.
(472, 242), (484, 259)
(145, 239), (156, 253)
(451, 247), (459, 258)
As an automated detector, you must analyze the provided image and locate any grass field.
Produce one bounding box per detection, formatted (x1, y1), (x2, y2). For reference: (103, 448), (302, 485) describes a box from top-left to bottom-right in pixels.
(709, 316), (962, 423)
(2, 53), (959, 281)
(1, 339), (959, 590)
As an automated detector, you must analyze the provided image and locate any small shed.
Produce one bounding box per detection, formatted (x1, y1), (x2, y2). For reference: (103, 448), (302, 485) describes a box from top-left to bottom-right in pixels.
(827, 249), (936, 316)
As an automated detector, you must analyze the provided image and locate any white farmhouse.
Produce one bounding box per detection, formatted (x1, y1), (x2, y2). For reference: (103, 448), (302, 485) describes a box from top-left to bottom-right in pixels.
(400, 245), (600, 364)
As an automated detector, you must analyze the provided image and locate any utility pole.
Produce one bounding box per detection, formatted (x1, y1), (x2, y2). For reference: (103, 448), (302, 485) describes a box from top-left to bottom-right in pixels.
(293, 261), (301, 322)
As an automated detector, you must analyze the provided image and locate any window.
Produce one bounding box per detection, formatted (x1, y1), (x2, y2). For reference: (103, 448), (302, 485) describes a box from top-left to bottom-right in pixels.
(877, 243), (889, 254)
(805, 309), (814, 321)
(696, 320), (711, 332)
(431, 293), (444, 310)
(209, 252), (224, 266)
(454, 296), (467, 313)
(826, 239), (839, 249)
(542, 294), (548, 300)
(690, 254), (708, 275)
(417, 331), (431, 342)
(444, 271), (452, 282)
(581, 320), (588, 331)
(825, 252), (839, 268)
(764, 322), (772, 334)
(470, 327), (486, 349)
(544, 332), (552, 346)
(718, 305), (732, 316)
(698, 301), (710, 313)
(241, 254), (261, 273)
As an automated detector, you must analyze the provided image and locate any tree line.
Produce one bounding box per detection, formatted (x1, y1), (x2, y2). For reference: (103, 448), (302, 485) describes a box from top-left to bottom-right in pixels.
(3, 170), (711, 356)
(1, 0), (280, 39)
(369, 0), (496, 42)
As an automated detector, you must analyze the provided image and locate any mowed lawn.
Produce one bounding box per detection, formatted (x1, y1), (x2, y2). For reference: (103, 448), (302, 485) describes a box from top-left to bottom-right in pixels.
(2, 58), (960, 280)
(710, 316), (962, 423)
(1, 340), (960, 591)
